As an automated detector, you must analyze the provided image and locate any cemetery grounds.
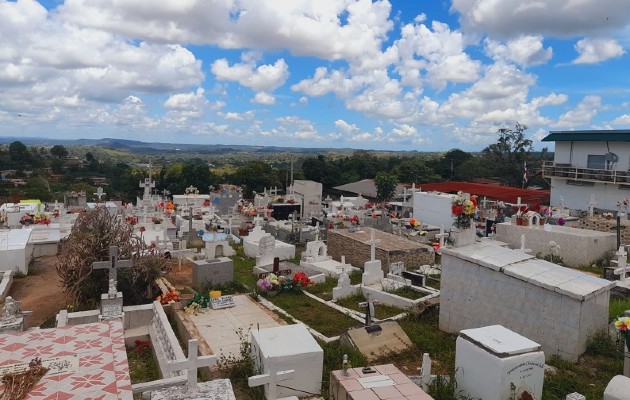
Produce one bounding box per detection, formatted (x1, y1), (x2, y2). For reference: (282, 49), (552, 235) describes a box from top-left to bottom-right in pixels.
(8, 246), (630, 400)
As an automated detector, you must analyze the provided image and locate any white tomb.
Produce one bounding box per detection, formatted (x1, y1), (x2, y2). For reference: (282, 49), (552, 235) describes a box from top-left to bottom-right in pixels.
(440, 241), (615, 361)
(456, 325), (544, 400)
(412, 191), (457, 228)
(250, 324), (323, 399)
(0, 229), (34, 274)
(28, 225), (61, 257)
(362, 229), (384, 286)
(300, 241), (359, 278)
(244, 226), (295, 261)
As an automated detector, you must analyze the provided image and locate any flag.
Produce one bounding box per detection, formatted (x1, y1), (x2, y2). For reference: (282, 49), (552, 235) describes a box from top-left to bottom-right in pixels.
(523, 161), (528, 184)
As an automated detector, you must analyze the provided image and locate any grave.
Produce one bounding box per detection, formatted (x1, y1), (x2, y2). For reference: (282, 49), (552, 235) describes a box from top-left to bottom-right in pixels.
(440, 241), (616, 361)
(203, 232), (236, 258)
(191, 257), (234, 291)
(186, 294), (284, 360)
(496, 222), (616, 268)
(0, 228), (34, 274)
(244, 226), (295, 261)
(300, 240), (359, 278)
(327, 229), (434, 272)
(250, 324), (324, 399)
(455, 325), (545, 400)
(362, 228), (384, 285)
(342, 320), (414, 362)
(332, 257), (361, 300)
(0, 296), (30, 333)
(329, 363), (433, 400)
(29, 224), (61, 257)
(92, 246), (133, 321)
(0, 320), (133, 399)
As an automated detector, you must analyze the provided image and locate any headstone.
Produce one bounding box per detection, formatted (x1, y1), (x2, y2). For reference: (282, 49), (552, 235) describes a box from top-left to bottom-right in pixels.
(455, 325), (544, 400)
(210, 295), (235, 310)
(333, 257), (358, 300)
(389, 261), (404, 277)
(91, 246), (133, 299)
(93, 186), (106, 202)
(358, 297), (379, 327)
(614, 246), (629, 281)
(169, 338), (217, 390)
(365, 228), (381, 262)
(604, 375), (630, 400)
(587, 193), (597, 218)
(250, 324), (323, 399)
(92, 246), (132, 320)
(192, 257), (234, 291)
(342, 321), (414, 362)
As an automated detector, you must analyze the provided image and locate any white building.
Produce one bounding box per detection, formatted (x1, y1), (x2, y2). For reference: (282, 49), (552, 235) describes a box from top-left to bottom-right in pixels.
(289, 180), (323, 218)
(542, 130), (630, 211)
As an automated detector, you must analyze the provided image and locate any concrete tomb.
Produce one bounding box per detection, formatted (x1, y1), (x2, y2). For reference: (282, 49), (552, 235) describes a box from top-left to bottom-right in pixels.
(455, 325), (544, 400)
(192, 257), (234, 291)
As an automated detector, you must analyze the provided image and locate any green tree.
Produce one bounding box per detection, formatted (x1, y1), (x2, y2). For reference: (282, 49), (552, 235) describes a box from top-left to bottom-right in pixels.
(435, 149), (473, 181)
(231, 161), (281, 196)
(482, 123), (533, 187)
(374, 172), (398, 203)
(25, 176), (51, 201)
(9, 141), (30, 164)
(392, 158), (441, 184)
(50, 145), (69, 158)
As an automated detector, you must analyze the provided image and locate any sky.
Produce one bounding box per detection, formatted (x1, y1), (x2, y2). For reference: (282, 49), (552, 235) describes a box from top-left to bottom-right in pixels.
(1, 0), (629, 152)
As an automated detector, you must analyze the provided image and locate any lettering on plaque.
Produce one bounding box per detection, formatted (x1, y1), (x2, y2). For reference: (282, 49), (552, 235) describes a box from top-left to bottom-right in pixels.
(0, 355), (79, 378)
(101, 303), (122, 318)
(210, 295), (236, 310)
(506, 361), (544, 380)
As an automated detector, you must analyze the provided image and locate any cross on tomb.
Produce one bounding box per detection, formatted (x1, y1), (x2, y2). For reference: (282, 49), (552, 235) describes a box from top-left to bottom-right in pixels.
(93, 187), (106, 202)
(514, 196), (527, 215)
(587, 193), (597, 218)
(92, 246), (133, 298)
(139, 178), (155, 199)
(435, 225), (449, 249)
(359, 296), (379, 326)
(614, 246), (630, 282)
(167, 339), (217, 391)
(314, 221), (320, 241)
(364, 228), (381, 262)
(248, 358), (295, 400)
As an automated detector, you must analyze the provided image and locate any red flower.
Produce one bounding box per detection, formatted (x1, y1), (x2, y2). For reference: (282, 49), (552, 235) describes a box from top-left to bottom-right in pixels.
(140, 226), (146, 232)
(452, 205), (464, 216)
(470, 195), (478, 208)
(622, 325), (628, 331)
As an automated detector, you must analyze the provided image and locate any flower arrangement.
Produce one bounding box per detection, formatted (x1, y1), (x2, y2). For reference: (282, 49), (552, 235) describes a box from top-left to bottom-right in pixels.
(19, 214), (33, 225)
(617, 198), (630, 209)
(151, 216), (163, 224)
(292, 272), (314, 288)
(451, 192), (477, 229)
(203, 199), (211, 207)
(603, 212), (614, 220)
(615, 316), (630, 349)
(257, 273), (280, 292)
(557, 217), (566, 226)
(185, 187), (200, 195)
(125, 216), (138, 225)
(350, 215), (359, 225)
(32, 214), (52, 225)
(540, 207), (551, 218)
(52, 210), (60, 218)
(408, 218), (421, 229)
(184, 292), (211, 315)
(166, 202), (175, 213)
(156, 289), (180, 305)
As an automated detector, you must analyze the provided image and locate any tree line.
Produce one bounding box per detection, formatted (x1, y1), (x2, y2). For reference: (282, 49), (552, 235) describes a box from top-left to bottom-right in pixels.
(0, 124), (551, 204)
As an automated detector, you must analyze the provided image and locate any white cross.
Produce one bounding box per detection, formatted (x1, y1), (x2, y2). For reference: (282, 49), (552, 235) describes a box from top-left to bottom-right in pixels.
(587, 193), (597, 218)
(435, 225), (449, 248)
(481, 196), (490, 209)
(248, 359), (295, 400)
(364, 228), (381, 262)
(92, 246), (133, 297)
(167, 339), (217, 391)
(515, 196), (526, 215)
(139, 178), (155, 198)
(314, 221), (320, 241)
(614, 246), (629, 281)
(93, 187), (106, 202)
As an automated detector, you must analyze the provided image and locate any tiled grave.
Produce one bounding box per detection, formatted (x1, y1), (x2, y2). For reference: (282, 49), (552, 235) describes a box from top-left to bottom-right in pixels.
(0, 320), (133, 399)
(330, 363), (433, 400)
(187, 294), (284, 359)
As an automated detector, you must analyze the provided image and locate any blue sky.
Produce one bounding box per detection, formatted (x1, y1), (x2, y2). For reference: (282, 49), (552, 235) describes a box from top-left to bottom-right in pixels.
(1, 0), (629, 151)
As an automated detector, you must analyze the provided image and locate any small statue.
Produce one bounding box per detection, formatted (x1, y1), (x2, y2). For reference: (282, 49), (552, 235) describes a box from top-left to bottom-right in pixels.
(342, 354), (350, 376)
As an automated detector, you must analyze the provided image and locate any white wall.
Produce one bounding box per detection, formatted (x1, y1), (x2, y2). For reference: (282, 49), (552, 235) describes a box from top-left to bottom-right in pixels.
(550, 178), (630, 211)
(412, 191), (456, 228)
(554, 141), (630, 170)
(292, 180), (323, 218)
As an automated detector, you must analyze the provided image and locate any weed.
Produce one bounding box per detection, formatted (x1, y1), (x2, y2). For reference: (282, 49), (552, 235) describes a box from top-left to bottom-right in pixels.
(335, 293), (404, 319)
(585, 330), (622, 359)
(609, 297), (630, 322)
(382, 285), (426, 300)
(201, 280), (248, 295)
(427, 373), (478, 400)
(13, 270), (26, 279)
(320, 341), (368, 398)
(217, 328), (265, 400)
(127, 342), (159, 384)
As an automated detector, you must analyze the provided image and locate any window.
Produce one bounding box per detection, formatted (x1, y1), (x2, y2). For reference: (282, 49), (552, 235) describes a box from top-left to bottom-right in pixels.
(587, 155), (606, 170)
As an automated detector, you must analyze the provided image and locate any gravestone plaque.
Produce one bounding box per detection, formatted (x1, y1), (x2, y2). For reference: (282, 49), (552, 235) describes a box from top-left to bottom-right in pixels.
(259, 235), (275, 256)
(211, 295), (236, 310)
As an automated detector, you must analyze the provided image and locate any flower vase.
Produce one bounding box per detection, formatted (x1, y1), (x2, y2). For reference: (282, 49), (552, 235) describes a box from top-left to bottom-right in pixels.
(515, 217), (523, 226)
(452, 226), (476, 248)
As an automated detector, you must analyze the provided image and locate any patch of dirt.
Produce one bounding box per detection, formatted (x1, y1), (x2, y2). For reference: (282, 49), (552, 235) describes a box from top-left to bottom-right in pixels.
(165, 259), (193, 289)
(7, 256), (70, 327)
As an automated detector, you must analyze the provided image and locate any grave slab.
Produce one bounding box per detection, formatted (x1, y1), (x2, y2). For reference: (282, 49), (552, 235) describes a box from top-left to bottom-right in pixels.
(0, 320), (133, 399)
(456, 325), (544, 400)
(150, 378), (236, 400)
(342, 321), (414, 362)
(330, 364), (433, 400)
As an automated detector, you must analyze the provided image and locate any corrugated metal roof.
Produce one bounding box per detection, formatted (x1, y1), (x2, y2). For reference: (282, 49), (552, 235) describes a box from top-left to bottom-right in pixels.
(542, 130), (630, 142)
(418, 181), (550, 205)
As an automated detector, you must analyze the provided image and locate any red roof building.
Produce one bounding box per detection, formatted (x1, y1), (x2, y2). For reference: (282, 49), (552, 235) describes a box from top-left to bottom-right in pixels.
(416, 181), (550, 205)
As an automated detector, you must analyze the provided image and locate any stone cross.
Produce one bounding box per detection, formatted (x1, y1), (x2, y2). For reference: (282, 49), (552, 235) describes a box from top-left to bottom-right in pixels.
(481, 196), (490, 210)
(92, 246), (133, 298)
(167, 339), (217, 391)
(359, 296), (379, 326)
(614, 246), (629, 282)
(435, 225), (449, 248)
(314, 222), (320, 241)
(515, 197), (526, 215)
(248, 359), (295, 400)
(139, 178), (155, 199)
(364, 228), (381, 262)
(93, 187), (106, 202)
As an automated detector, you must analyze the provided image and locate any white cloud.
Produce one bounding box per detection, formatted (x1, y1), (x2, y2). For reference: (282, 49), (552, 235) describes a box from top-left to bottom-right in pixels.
(59, 0), (394, 61)
(211, 56), (289, 92)
(164, 87), (208, 118)
(251, 92), (276, 105)
(610, 114), (630, 125)
(299, 96), (308, 104)
(552, 95), (602, 127)
(222, 111), (255, 121)
(451, 0), (630, 38)
(485, 36), (553, 67)
(573, 38), (625, 64)
(335, 119), (360, 134)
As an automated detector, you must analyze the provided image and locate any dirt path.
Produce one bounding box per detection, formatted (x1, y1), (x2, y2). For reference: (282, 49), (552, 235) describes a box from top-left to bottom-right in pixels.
(165, 259), (193, 289)
(7, 256), (70, 327)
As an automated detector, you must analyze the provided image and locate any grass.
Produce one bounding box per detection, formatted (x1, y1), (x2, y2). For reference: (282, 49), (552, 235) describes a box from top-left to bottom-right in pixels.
(127, 341), (160, 385)
(335, 293), (405, 319)
(609, 296), (630, 322)
(304, 275), (338, 301)
(266, 291), (360, 337)
(384, 285), (427, 300)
